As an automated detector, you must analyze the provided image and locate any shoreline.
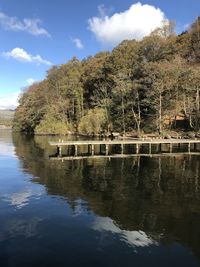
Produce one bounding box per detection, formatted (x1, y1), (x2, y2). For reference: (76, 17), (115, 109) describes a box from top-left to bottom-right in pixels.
(11, 128), (200, 140)
(0, 125), (12, 130)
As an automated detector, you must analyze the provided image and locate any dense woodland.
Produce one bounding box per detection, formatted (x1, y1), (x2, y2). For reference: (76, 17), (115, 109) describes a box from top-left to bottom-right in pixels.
(13, 18), (200, 136)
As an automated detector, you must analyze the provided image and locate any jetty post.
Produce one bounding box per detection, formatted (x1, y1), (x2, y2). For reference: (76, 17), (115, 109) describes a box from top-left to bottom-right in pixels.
(49, 139), (200, 159)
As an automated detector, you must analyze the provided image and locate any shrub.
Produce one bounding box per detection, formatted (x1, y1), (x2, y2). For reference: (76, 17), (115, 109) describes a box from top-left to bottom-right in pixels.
(35, 117), (69, 135)
(78, 108), (106, 135)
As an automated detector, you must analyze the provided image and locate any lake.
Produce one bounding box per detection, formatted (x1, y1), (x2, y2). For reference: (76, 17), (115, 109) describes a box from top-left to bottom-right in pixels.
(0, 129), (200, 267)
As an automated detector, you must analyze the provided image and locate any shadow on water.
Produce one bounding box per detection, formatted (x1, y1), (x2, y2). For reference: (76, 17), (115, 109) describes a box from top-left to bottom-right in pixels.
(10, 132), (200, 264)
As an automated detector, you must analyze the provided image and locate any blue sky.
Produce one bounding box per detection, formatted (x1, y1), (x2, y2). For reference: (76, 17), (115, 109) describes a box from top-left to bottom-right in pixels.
(0, 0), (199, 109)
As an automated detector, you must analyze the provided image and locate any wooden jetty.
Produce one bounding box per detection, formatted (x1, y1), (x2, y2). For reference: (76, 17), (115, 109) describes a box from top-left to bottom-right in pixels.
(50, 152), (200, 161)
(49, 139), (200, 158)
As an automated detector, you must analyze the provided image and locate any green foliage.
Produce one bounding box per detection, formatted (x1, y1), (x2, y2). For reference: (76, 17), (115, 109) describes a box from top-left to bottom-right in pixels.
(13, 82), (47, 132)
(190, 17), (200, 62)
(78, 108), (106, 135)
(13, 18), (200, 135)
(35, 117), (70, 135)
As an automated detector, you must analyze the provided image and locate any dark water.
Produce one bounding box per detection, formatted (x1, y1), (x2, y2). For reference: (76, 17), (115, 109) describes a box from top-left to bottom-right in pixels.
(0, 130), (200, 267)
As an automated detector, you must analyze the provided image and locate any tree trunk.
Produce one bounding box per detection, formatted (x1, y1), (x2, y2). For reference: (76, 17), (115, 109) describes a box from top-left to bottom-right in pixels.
(183, 93), (187, 115)
(196, 87), (199, 130)
(187, 96), (194, 129)
(137, 91), (141, 134)
(104, 106), (109, 132)
(131, 107), (140, 134)
(122, 95), (126, 135)
(159, 92), (162, 134)
(196, 87), (199, 112)
(131, 90), (141, 134)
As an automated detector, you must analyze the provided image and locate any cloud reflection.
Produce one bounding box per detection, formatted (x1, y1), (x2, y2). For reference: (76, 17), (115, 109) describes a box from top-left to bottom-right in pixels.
(0, 142), (16, 157)
(93, 217), (157, 248)
(4, 188), (43, 209)
(0, 217), (43, 241)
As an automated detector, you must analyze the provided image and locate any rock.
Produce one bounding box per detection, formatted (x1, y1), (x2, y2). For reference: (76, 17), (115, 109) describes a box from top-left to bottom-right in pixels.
(187, 132), (195, 139)
(195, 133), (200, 138)
(112, 132), (120, 137)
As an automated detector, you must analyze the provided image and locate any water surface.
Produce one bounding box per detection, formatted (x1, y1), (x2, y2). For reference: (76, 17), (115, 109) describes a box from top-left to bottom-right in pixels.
(0, 130), (200, 267)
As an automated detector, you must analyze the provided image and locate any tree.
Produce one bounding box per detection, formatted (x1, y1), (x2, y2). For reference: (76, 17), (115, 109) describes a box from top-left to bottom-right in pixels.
(13, 81), (47, 132)
(186, 66), (200, 130)
(144, 61), (176, 134)
(13, 17), (200, 135)
(78, 108), (106, 135)
(189, 17), (200, 62)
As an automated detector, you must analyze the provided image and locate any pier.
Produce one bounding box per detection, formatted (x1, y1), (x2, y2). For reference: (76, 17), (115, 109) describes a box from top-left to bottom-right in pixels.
(49, 139), (200, 159)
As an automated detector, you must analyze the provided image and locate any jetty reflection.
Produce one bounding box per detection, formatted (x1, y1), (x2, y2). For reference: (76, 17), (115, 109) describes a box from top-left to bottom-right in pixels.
(12, 133), (200, 261)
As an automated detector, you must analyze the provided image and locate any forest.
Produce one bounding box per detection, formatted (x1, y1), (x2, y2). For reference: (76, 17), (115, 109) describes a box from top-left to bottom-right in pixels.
(13, 18), (200, 137)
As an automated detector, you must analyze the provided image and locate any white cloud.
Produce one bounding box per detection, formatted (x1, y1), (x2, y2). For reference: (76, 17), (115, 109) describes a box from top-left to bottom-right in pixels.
(72, 38), (84, 49)
(26, 78), (36, 85)
(0, 11), (51, 37)
(88, 2), (167, 46)
(183, 23), (190, 31)
(97, 4), (114, 18)
(4, 47), (32, 62)
(3, 47), (52, 66)
(0, 91), (20, 110)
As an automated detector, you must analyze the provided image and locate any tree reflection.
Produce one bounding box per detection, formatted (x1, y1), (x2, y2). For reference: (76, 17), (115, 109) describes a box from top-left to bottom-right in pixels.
(12, 133), (200, 259)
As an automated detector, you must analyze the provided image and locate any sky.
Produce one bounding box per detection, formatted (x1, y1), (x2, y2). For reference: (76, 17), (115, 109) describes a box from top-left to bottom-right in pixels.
(0, 0), (199, 109)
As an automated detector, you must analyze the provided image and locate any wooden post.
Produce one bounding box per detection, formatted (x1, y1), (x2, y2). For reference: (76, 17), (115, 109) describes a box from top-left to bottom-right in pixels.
(88, 145), (90, 155)
(59, 146), (62, 157)
(149, 143), (152, 154)
(121, 144), (124, 154)
(159, 143), (162, 152)
(75, 145), (78, 156)
(188, 143), (191, 153)
(99, 144), (102, 154)
(194, 143), (196, 151)
(170, 143), (172, 153)
(136, 144), (139, 154)
(91, 144), (94, 156)
(106, 144), (108, 155)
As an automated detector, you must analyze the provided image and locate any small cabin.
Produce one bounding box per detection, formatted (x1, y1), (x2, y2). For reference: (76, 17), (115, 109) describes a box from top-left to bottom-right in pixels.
(164, 114), (189, 129)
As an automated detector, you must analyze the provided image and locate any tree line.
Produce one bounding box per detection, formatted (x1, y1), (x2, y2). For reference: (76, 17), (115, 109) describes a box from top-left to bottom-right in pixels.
(13, 18), (200, 136)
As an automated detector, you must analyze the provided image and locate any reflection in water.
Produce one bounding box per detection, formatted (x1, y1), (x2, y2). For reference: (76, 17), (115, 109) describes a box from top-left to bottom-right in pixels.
(6, 190), (33, 209)
(0, 131), (200, 266)
(93, 217), (157, 248)
(0, 217), (44, 241)
(0, 143), (15, 157)
(0, 130), (16, 157)
(4, 188), (44, 209)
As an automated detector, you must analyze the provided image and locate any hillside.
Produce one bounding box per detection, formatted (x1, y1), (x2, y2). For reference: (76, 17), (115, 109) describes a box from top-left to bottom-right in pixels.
(0, 109), (15, 120)
(13, 18), (200, 135)
(0, 109), (15, 127)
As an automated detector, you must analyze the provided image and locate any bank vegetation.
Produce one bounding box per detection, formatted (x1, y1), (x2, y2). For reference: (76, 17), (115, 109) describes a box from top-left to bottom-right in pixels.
(13, 18), (200, 137)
